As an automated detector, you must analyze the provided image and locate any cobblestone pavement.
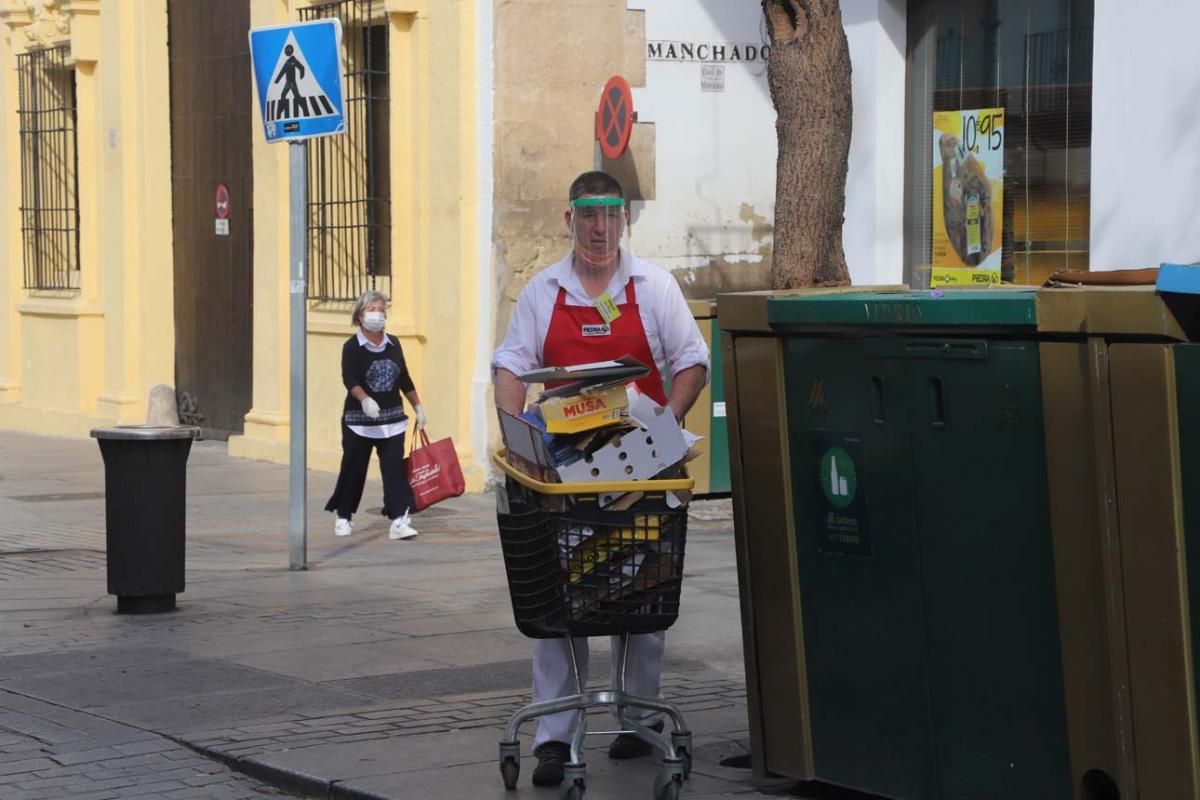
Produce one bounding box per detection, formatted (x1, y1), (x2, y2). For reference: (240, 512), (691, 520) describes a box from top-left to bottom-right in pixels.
(0, 689), (302, 800)
(185, 673), (747, 762)
(0, 431), (771, 799)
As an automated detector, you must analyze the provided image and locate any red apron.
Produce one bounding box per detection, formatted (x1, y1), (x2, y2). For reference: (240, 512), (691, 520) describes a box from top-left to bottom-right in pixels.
(542, 280), (668, 405)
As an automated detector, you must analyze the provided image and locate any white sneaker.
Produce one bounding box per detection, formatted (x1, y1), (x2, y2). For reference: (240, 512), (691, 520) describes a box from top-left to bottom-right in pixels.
(334, 517), (353, 537)
(388, 513), (418, 540)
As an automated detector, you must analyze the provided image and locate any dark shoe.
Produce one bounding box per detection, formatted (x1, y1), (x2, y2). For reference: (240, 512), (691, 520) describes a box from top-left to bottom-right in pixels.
(608, 719), (664, 759)
(532, 741), (571, 786)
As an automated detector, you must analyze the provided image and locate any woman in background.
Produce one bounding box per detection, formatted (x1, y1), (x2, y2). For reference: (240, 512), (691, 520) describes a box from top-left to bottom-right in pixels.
(325, 291), (426, 540)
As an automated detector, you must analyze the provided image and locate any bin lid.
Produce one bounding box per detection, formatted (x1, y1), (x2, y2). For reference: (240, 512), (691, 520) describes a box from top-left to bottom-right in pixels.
(90, 425), (200, 441)
(687, 299), (716, 319)
(765, 289), (1038, 329)
(1035, 285), (1191, 340)
(721, 285), (1195, 340)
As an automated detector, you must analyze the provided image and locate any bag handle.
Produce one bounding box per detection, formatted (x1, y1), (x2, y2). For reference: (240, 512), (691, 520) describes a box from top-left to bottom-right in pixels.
(407, 428), (431, 457)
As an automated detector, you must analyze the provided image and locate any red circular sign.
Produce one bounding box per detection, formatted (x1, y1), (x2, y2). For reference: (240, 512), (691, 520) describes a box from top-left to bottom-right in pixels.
(595, 76), (634, 160)
(215, 184), (231, 220)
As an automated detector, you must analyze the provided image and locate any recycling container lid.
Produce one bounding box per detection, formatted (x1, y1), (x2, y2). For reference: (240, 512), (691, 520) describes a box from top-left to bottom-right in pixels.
(765, 289), (1039, 329)
(90, 425), (200, 441)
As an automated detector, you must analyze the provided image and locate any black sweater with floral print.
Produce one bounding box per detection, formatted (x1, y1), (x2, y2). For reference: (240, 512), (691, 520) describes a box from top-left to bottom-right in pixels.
(340, 334), (415, 429)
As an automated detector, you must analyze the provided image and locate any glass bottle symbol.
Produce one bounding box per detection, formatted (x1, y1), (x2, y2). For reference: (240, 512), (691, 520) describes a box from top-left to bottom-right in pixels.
(830, 455), (849, 497)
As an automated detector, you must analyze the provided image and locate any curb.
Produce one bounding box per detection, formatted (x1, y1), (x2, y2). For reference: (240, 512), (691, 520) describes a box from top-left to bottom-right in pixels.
(175, 739), (335, 799)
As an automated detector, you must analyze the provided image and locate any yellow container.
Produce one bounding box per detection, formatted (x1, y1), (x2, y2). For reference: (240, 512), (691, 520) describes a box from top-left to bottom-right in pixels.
(492, 450), (693, 495)
(539, 384), (629, 434)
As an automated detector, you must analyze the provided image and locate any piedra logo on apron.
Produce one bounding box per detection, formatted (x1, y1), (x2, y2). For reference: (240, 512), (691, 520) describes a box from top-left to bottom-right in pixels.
(581, 324), (611, 337)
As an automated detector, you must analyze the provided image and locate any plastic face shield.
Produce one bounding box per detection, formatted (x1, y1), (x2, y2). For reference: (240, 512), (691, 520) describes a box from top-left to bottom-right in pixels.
(570, 196), (628, 268)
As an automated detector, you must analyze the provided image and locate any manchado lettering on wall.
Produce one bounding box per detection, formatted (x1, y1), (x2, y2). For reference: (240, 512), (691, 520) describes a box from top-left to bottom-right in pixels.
(647, 41), (770, 63)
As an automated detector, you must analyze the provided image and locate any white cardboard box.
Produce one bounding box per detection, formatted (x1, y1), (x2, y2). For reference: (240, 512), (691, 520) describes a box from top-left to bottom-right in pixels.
(558, 393), (688, 484)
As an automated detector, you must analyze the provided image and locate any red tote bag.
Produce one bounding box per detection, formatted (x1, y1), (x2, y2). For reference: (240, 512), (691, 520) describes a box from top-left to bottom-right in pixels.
(407, 431), (466, 511)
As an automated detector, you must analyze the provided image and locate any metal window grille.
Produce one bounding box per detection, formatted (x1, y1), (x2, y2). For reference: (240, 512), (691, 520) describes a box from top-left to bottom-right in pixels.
(301, 0), (391, 302)
(17, 45), (80, 291)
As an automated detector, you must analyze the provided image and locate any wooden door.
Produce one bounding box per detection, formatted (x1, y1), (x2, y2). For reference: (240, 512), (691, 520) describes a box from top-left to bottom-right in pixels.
(169, 0), (253, 439)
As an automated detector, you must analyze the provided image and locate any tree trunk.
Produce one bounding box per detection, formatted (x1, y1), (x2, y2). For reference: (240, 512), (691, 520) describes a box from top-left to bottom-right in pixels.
(763, 0), (853, 289)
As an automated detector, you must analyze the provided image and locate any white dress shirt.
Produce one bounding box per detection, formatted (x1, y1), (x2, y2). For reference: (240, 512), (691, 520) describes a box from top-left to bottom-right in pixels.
(492, 250), (710, 382)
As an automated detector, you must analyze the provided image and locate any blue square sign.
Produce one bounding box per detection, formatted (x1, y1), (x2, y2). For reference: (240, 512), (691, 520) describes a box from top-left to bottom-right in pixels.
(249, 19), (346, 143)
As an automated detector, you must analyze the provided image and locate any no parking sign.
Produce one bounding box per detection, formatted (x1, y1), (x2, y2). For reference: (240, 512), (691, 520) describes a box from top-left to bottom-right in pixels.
(596, 75), (634, 160)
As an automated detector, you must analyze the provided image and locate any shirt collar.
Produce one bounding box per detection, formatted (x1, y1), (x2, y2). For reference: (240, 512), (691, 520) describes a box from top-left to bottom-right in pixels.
(356, 331), (392, 350)
(549, 248), (645, 301)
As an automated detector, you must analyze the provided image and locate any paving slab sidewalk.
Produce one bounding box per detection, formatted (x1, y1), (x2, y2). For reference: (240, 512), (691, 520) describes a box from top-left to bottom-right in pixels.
(0, 431), (797, 799)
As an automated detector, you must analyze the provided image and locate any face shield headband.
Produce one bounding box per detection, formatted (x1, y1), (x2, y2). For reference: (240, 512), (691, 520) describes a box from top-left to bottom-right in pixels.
(569, 196), (628, 268)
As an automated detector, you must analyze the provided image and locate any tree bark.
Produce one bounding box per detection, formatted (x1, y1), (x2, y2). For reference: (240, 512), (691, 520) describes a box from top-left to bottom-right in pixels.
(763, 0), (853, 289)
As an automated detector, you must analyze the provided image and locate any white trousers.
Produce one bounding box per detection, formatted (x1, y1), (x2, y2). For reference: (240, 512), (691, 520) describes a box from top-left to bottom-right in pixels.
(532, 631), (665, 748)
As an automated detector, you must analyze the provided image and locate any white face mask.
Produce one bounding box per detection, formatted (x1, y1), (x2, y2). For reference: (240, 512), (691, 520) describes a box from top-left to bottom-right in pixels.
(361, 311), (386, 332)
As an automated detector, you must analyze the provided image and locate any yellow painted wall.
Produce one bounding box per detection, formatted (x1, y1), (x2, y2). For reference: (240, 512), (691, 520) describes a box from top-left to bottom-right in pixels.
(0, 0), (175, 437)
(0, 11), (23, 408)
(0, 0), (484, 492)
(228, 0), (487, 490)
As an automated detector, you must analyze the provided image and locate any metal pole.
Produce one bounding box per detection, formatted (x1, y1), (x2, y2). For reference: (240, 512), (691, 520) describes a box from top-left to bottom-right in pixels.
(289, 141), (308, 571)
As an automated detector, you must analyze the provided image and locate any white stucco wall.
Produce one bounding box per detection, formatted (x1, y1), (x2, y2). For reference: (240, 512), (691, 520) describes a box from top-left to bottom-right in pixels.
(625, 0), (776, 292)
(1090, 0), (1200, 270)
(843, 0), (907, 285)
(626, 0), (906, 289)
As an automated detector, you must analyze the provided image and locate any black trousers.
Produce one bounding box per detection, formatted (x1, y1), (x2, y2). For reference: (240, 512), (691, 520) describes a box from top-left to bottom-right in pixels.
(325, 427), (415, 521)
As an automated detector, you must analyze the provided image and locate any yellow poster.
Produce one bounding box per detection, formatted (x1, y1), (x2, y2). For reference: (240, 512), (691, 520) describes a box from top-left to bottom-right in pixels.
(932, 108), (1004, 287)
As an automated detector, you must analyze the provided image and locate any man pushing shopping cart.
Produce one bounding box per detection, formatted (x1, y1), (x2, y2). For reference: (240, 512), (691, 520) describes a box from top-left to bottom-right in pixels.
(491, 171), (710, 799)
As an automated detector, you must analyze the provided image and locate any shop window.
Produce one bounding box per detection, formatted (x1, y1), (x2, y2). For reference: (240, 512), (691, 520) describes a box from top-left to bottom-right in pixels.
(301, 0), (390, 301)
(905, 0), (1093, 287)
(17, 45), (80, 291)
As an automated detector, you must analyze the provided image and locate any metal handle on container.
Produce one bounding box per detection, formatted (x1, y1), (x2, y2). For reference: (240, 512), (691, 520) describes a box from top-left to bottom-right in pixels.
(930, 377), (946, 428)
(864, 338), (989, 361)
(905, 340), (988, 360)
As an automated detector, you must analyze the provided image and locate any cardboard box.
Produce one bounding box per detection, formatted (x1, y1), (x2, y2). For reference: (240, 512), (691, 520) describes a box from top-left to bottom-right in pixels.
(499, 371), (699, 492)
(558, 393), (689, 484)
(540, 384), (629, 434)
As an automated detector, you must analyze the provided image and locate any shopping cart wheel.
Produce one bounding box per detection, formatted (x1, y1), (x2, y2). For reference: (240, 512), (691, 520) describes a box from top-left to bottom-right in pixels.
(670, 731), (693, 780)
(562, 763), (586, 800)
(652, 769), (683, 800)
(499, 756), (520, 790)
(498, 741), (520, 790)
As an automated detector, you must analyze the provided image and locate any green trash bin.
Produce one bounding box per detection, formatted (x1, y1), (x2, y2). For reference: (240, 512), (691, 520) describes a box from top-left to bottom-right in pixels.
(721, 285), (1200, 800)
(736, 288), (1072, 797)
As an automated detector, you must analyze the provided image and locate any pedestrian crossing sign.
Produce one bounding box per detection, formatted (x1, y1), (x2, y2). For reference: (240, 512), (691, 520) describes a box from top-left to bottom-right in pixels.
(249, 19), (346, 143)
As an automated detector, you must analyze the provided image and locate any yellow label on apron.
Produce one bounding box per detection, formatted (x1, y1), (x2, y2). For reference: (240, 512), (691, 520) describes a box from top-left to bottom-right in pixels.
(594, 293), (621, 324)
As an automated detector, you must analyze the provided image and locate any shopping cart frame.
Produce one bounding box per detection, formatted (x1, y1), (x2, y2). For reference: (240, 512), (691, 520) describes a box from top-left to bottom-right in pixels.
(492, 451), (695, 800)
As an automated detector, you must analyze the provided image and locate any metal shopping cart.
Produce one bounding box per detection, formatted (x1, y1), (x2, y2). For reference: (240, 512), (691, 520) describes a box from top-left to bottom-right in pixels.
(492, 452), (694, 800)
